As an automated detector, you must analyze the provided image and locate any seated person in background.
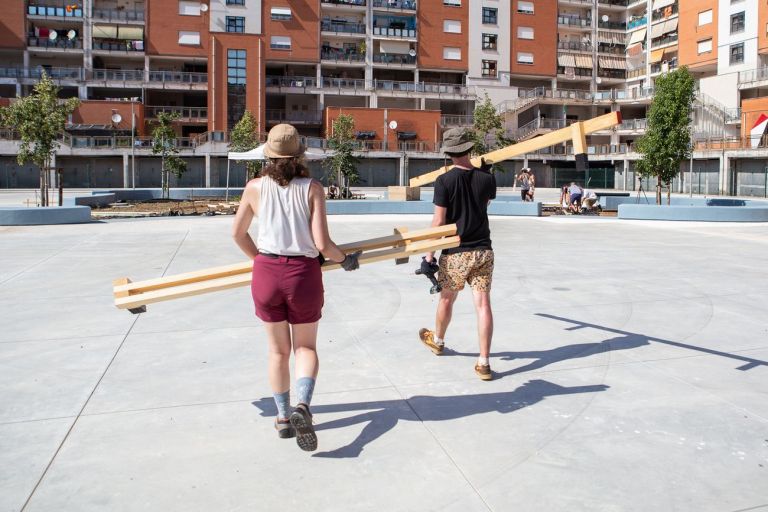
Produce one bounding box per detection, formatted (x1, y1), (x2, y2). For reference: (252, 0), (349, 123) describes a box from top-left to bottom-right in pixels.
(327, 183), (339, 200)
(568, 182), (583, 213)
(581, 189), (599, 211)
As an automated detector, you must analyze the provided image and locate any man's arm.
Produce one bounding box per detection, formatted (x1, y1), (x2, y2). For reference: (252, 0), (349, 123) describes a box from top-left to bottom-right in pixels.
(425, 206), (447, 263)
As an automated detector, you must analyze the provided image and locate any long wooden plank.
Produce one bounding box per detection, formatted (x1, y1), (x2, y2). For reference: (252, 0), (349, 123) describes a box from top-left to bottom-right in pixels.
(114, 236), (460, 310)
(114, 224), (457, 296)
(409, 111), (622, 187)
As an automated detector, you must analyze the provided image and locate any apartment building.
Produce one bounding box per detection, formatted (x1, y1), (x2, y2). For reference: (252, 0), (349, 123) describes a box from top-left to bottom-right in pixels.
(1, 0), (767, 196)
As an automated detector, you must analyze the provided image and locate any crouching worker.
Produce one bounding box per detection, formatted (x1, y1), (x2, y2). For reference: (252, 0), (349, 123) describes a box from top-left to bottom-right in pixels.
(232, 124), (361, 452)
(419, 128), (497, 380)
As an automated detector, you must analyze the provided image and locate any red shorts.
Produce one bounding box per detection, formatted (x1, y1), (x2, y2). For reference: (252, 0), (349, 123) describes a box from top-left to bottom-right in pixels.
(251, 254), (324, 324)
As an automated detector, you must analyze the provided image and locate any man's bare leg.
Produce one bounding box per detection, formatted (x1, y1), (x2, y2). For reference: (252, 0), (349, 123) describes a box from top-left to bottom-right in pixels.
(472, 289), (493, 358)
(435, 289), (459, 341)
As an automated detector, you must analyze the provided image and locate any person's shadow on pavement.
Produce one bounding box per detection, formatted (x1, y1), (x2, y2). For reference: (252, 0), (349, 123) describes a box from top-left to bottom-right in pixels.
(252, 379), (609, 458)
(442, 334), (649, 378)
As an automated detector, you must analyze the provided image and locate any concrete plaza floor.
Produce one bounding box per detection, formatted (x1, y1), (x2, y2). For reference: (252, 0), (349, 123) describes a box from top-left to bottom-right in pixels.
(1, 213), (767, 512)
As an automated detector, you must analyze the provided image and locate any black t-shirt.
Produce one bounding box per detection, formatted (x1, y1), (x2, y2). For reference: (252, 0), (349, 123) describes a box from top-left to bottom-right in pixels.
(433, 166), (496, 254)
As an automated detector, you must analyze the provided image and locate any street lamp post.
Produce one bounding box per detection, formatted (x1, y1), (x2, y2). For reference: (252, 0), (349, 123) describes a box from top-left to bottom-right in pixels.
(131, 100), (136, 189)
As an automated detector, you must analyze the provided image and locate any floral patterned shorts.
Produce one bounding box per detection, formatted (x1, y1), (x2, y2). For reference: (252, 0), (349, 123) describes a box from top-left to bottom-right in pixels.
(438, 249), (494, 292)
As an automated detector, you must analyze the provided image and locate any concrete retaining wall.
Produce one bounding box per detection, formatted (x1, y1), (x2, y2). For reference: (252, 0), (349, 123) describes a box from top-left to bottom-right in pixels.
(0, 206), (92, 225)
(618, 202), (768, 222)
(325, 199), (540, 216)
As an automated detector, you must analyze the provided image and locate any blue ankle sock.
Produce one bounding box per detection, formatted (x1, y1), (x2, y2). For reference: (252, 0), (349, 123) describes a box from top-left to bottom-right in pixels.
(296, 377), (315, 406)
(273, 390), (291, 420)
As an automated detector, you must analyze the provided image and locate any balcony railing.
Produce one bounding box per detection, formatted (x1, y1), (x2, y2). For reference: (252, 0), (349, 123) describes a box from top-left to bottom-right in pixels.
(627, 17), (647, 30)
(372, 26), (416, 38)
(372, 0), (416, 10)
(598, 20), (626, 30)
(146, 106), (208, 121)
(148, 70), (207, 84)
(322, 77), (367, 90)
(738, 67), (768, 86)
(375, 80), (469, 95)
(321, 20), (366, 34)
(558, 41), (592, 52)
(27, 36), (82, 49)
(440, 114), (474, 127)
(92, 69), (144, 81)
(27, 3), (83, 17)
(0, 66), (84, 80)
(321, 50), (365, 63)
(651, 33), (678, 49)
(321, 0), (366, 5)
(93, 40), (145, 52)
(557, 16), (591, 28)
(92, 8), (145, 22)
(265, 110), (323, 124)
(598, 0), (629, 6)
(372, 53), (416, 65)
(266, 76), (318, 88)
(651, 4), (678, 21)
(617, 118), (647, 130)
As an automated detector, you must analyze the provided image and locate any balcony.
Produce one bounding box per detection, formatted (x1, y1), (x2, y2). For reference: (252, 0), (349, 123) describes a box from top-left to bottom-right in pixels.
(372, 26), (416, 38)
(92, 68), (144, 82)
(651, 33), (678, 49)
(28, 36), (82, 50)
(598, 20), (626, 31)
(266, 76), (318, 88)
(738, 67), (768, 88)
(321, 49), (366, 63)
(598, 0), (629, 6)
(372, 0), (416, 11)
(93, 40), (145, 53)
(651, 4), (677, 22)
(146, 106), (207, 122)
(558, 41), (592, 53)
(440, 114), (474, 127)
(321, 0), (366, 9)
(0, 66), (83, 80)
(148, 70), (207, 85)
(617, 118), (647, 131)
(92, 8), (145, 23)
(265, 110), (323, 125)
(321, 77), (367, 91)
(374, 80), (471, 95)
(627, 17), (647, 31)
(27, 2), (83, 18)
(557, 15), (592, 29)
(372, 54), (416, 65)
(321, 20), (366, 35)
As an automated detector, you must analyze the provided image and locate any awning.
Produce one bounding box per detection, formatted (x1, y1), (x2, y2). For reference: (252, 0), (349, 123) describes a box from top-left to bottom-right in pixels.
(650, 21), (666, 39)
(379, 41), (411, 54)
(574, 54), (593, 68)
(628, 28), (646, 46)
(652, 0), (675, 10)
(599, 57), (626, 70)
(649, 48), (665, 63)
(627, 42), (644, 57)
(558, 54), (576, 67)
(663, 18), (678, 35)
(93, 24), (117, 38)
(271, 7), (291, 16)
(598, 31), (622, 45)
(117, 26), (144, 40)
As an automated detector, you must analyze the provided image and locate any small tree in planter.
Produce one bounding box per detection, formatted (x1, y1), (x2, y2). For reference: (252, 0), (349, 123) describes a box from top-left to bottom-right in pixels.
(230, 111), (262, 182)
(471, 93), (512, 172)
(325, 113), (359, 198)
(0, 72), (79, 206)
(151, 111), (187, 199)
(636, 67), (696, 205)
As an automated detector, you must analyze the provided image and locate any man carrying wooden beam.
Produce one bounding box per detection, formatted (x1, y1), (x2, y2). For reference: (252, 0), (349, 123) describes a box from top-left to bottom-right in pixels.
(418, 128), (497, 381)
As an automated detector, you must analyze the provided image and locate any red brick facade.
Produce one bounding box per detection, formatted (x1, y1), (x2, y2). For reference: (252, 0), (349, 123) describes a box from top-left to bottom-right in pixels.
(262, 0), (319, 62)
(325, 107), (440, 149)
(418, 2), (468, 70)
(510, 2), (557, 76)
(146, 0), (209, 57)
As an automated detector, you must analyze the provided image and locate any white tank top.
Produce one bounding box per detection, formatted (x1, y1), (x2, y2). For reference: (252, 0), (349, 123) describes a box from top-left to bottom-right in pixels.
(256, 176), (319, 258)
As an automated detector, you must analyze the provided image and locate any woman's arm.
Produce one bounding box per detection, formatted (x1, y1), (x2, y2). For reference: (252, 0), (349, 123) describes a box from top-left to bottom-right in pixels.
(309, 180), (347, 263)
(232, 180), (259, 259)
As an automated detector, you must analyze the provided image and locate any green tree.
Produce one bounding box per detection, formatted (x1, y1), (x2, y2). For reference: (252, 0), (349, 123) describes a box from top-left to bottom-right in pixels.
(0, 72), (79, 206)
(325, 113), (359, 198)
(471, 93), (512, 172)
(636, 67), (696, 205)
(229, 110), (262, 181)
(151, 111), (187, 199)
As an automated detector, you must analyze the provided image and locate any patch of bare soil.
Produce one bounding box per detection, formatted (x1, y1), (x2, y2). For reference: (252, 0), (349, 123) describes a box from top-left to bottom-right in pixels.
(92, 199), (239, 218)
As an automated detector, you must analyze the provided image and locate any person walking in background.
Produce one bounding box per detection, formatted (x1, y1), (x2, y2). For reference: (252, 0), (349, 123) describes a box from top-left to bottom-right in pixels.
(232, 124), (361, 452)
(418, 128), (497, 380)
(515, 167), (534, 201)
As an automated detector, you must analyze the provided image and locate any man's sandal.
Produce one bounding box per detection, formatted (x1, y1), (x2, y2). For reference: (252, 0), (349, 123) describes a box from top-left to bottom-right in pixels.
(419, 328), (444, 355)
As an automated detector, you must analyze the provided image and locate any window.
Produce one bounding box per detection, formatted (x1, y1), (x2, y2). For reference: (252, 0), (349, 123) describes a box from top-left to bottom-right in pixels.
(697, 38), (712, 54)
(517, 26), (534, 40)
(482, 33), (497, 50)
(226, 0), (245, 5)
(226, 16), (245, 33)
(481, 59), (497, 77)
(731, 12), (745, 34)
(482, 7), (497, 25)
(443, 20), (461, 33)
(443, 0), (460, 5)
(271, 35), (291, 50)
(698, 9), (712, 26)
(443, 47), (461, 60)
(730, 42), (744, 65)
(178, 1), (200, 16)
(517, 52), (533, 64)
(227, 49), (246, 130)
(517, 1), (534, 14)
(270, 7), (291, 21)
(178, 31), (200, 45)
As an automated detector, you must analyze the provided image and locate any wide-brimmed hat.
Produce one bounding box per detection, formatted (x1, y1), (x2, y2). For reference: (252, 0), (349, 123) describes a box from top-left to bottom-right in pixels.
(442, 128), (474, 154)
(263, 123), (306, 159)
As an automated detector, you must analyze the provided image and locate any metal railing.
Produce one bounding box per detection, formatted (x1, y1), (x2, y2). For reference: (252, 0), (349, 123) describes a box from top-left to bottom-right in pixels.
(27, 3), (83, 17)
(651, 4), (678, 21)
(265, 110), (323, 123)
(93, 40), (144, 52)
(148, 70), (207, 84)
(617, 118), (647, 130)
(92, 68), (144, 81)
(738, 67), (768, 86)
(372, 26), (416, 38)
(321, 51), (365, 62)
(92, 8), (145, 22)
(321, 0), (366, 5)
(558, 16), (592, 28)
(440, 115), (474, 127)
(28, 37), (82, 49)
(372, 53), (416, 64)
(374, 80), (469, 95)
(322, 77), (367, 90)
(651, 33), (678, 49)
(372, 0), (416, 10)
(598, 20), (626, 30)
(146, 106), (208, 121)
(321, 20), (366, 34)
(266, 76), (318, 88)
(558, 41), (592, 52)
(627, 17), (647, 30)
(0, 66), (84, 79)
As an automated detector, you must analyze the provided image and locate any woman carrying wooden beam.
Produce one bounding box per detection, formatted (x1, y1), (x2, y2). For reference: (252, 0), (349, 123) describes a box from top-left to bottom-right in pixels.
(232, 124), (361, 452)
